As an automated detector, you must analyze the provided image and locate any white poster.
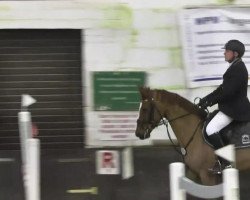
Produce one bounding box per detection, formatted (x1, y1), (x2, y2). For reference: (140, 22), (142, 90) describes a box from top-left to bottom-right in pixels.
(96, 150), (120, 175)
(180, 7), (250, 88)
(97, 112), (138, 141)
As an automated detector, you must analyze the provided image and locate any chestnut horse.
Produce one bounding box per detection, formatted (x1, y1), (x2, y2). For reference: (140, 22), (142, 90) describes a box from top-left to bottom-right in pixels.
(135, 87), (250, 185)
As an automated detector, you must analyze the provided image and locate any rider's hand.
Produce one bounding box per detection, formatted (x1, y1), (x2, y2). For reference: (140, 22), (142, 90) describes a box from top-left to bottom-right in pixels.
(197, 97), (210, 109)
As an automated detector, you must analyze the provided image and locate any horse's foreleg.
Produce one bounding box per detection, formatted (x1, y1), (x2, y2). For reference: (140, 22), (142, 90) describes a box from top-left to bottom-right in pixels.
(199, 170), (222, 200)
(186, 169), (200, 184)
(199, 169), (220, 186)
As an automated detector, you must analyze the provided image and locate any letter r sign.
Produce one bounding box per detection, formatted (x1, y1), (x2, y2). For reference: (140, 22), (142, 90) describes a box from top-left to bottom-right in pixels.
(96, 150), (120, 174)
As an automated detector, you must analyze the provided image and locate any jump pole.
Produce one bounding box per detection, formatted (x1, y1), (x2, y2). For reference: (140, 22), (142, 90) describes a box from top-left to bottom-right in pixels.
(18, 110), (32, 199)
(169, 162), (185, 200)
(223, 167), (240, 200)
(26, 139), (40, 200)
(169, 162), (239, 200)
(18, 94), (40, 200)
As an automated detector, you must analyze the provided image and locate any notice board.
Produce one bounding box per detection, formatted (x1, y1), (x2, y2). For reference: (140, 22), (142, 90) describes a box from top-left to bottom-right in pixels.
(93, 71), (146, 111)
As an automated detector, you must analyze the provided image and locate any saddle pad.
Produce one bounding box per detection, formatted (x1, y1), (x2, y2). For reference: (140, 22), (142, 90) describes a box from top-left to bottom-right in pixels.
(203, 110), (250, 149)
(222, 121), (250, 149)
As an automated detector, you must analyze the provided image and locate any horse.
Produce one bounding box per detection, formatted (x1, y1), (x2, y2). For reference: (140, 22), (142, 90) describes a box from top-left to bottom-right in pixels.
(135, 87), (250, 186)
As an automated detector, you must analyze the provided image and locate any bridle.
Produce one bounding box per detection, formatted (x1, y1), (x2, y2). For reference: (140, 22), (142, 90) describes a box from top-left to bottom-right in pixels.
(137, 99), (160, 139)
(137, 98), (203, 158)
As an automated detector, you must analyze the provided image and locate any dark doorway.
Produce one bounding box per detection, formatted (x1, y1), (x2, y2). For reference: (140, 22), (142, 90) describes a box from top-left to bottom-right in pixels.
(0, 29), (84, 150)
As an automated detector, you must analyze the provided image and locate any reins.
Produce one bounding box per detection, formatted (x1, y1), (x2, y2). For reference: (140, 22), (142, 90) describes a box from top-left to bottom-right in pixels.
(152, 99), (204, 159)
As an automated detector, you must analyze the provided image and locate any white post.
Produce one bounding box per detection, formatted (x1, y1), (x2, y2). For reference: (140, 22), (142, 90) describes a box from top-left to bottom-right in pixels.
(27, 139), (40, 200)
(170, 162), (186, 200)
(223, 168), (240, 200)
(122, 147), (134, 179)
(18, 111), (32, 166)
(18, 111), (33, 199)
(18, 94), (38, 200)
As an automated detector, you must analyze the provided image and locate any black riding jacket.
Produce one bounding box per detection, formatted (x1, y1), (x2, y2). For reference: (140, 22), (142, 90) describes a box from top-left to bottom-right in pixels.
(205, 58), (250, 121)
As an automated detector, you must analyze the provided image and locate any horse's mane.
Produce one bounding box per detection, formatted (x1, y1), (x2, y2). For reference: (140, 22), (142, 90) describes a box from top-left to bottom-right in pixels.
(177, 93), (207, 119)
(161, 89), (207, 119)
(139, 87), (207, 119)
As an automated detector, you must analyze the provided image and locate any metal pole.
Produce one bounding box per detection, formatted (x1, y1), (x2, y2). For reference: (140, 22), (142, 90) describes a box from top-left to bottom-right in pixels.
(223, 168), (240, 200)
(169, 162), (186, 200)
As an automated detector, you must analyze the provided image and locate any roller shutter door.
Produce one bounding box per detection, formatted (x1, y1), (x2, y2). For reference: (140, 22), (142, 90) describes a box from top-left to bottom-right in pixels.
(0, 29), (84, 150)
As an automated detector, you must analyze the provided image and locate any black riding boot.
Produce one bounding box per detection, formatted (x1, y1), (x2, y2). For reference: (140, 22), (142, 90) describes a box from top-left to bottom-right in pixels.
(207, 133), (232, 174)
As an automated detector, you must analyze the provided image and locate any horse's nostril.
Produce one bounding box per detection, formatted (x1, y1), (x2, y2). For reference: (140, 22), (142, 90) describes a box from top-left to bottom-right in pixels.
(135, 131), (143, 139)
(139, 135), (144, 140)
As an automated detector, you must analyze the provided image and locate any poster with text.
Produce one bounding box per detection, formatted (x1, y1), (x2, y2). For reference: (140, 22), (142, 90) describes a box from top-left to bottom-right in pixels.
(180, 7), (250, 88)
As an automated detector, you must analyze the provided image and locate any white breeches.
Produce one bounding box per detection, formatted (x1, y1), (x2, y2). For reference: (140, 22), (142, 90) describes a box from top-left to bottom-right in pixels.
(206, 111), (233, 136)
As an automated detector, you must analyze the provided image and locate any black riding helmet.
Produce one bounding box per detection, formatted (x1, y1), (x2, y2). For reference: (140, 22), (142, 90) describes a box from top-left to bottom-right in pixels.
(222, 39), (245, 58)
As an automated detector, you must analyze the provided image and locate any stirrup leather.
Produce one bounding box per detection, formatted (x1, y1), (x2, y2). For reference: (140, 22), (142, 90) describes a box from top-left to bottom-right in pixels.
(208, 160), (232, 174)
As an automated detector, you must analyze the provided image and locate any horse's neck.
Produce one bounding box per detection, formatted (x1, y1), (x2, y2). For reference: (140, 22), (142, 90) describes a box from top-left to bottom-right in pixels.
(165, 104), (203, 147)
(153, 90), (203, 146)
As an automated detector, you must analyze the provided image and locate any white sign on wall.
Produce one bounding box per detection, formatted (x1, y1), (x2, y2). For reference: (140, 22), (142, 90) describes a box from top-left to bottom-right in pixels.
(180, 7), (250, 88)
(96, 150), (120, 175)
(97, 112), (138, 141)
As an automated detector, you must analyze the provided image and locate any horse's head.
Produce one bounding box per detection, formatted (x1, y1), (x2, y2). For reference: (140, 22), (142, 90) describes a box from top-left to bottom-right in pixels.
(135, 87), (163, 140)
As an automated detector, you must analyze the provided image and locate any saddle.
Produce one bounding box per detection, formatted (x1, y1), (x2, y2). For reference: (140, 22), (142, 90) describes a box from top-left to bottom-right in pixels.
(203, 110), (250, 149)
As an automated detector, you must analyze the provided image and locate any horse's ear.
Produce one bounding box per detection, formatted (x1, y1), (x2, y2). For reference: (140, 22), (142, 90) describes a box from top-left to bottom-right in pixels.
(138, 86), (149, 100)
(138, 86), (144, 99)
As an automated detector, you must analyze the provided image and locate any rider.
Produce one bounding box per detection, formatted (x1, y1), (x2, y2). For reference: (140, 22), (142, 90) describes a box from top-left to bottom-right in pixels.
(198, 39), (250, 174)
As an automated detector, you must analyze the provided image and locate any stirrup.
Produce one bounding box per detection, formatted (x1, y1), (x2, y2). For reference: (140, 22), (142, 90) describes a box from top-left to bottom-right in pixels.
(208, 160), (222, 175)
(224, 164), (232, 169)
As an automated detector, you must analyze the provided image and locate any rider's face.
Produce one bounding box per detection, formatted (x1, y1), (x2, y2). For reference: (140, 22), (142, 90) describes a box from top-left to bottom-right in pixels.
(224, 49), (237, 63)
